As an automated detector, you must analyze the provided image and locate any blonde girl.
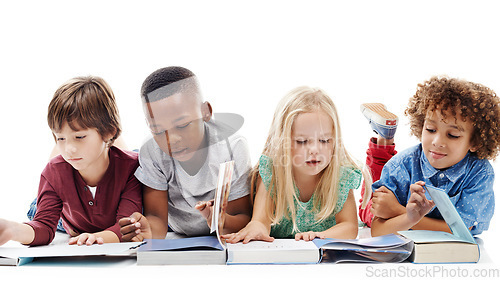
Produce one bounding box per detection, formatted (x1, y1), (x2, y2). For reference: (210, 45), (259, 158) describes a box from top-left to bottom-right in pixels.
(223, 86), (371, 243)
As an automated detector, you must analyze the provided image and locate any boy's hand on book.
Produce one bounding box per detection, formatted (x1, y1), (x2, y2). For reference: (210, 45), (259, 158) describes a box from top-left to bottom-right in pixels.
(68, 233), (104, 246)
(295, 231), (325, 242)
(195, 200), (215, 228)
(371, 186), (405, 219)
(221, 221), (274, 244)
(119, 212), (152, 242)
(406, 182), (435, 224)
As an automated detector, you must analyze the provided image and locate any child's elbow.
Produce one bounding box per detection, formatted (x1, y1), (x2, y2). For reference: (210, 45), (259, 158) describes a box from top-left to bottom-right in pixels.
(342, 222), (358, 239)
(370, 217), (387, 237)
(347, 226), (358, 239)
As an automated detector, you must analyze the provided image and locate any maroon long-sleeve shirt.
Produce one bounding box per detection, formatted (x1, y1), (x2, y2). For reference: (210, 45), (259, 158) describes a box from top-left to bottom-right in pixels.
(25, 146), (143, 246)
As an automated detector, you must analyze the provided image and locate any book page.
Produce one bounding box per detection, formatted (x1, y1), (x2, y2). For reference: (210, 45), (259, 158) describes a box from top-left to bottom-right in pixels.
(227, 239), (318, 251)
(424, 185), (476, 244)
(210, 161), (234, 248)
(0, 242), (142, 259)
(314, 234), (410, 249)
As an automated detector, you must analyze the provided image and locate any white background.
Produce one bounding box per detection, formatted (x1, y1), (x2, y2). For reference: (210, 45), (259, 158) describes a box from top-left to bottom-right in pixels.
(0, 0), (499, 279)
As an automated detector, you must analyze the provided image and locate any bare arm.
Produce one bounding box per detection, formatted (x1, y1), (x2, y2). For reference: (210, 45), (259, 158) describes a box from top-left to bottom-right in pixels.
(0, 219), (35, 246)
(371, 182), (450, 236)
(120, 186), (168, 241)
(221, 177), (274, 243)
(295, 190), (358, 241)
(143, 186), (169, 239)
(222, 195), (252, 234)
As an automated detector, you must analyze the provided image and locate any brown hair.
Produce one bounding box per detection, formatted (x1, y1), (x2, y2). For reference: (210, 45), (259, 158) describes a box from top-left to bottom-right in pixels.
(47, 76), (121, 145)
(405, 76), (500, 160)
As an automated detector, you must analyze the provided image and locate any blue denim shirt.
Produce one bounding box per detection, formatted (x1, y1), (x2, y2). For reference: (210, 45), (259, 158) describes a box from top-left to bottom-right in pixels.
(372, 144), (495, 235)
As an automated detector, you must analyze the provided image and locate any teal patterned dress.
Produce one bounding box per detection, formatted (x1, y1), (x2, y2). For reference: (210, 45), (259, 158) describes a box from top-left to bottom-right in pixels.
(259, 155), (361, 238)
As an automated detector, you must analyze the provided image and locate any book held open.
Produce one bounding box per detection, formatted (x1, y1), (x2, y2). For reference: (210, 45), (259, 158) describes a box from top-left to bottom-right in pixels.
(137, 161), (235, 265)
(398, 185), (480, 263)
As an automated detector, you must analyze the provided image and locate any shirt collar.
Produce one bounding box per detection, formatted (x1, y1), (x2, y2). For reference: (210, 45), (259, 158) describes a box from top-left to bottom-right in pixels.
(420, 147), (470, 183)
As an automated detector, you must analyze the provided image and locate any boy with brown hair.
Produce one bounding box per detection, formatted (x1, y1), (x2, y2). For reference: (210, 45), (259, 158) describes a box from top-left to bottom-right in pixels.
(0, 76), (143, 246)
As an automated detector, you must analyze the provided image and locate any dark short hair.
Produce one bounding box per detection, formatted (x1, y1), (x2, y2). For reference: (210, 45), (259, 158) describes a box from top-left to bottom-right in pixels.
(48, 76), (121, 145)
(141, 66), (199, 103)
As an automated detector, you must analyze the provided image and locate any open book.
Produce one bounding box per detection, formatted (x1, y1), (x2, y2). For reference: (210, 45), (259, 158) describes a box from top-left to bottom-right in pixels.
(137, 161), (234, 265)
(226, 234), (413, 264)
(0, 241), (142, 266)
(398, 185), (480, 263)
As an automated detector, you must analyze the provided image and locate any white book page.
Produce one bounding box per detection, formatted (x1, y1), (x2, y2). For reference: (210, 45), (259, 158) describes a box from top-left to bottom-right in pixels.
(227, 239), (318, 251)
(211, 161), (234, 237)
(0, 242), (142, 259)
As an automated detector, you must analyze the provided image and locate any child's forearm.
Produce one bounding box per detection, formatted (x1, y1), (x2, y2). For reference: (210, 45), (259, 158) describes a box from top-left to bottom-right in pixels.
(410, 217), (451, 233)
(322, 221), (358, 239)
(371, 213), (416, 237)
(8, 222), (35, 245)
(147, 215), (169, 239)
(372, 212), (452, 237)
(222, 213), (251, 234)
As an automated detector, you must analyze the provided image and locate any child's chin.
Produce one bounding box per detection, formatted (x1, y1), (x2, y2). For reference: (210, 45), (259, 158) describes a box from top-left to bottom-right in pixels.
(172, 152), (195, 162)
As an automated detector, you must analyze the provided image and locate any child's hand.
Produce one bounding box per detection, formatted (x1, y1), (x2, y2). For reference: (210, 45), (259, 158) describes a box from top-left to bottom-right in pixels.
(195, 200), (215, 228)
(406, 181), (435, 224)
(371, 186), (405, 219)
(295, 231), (326, 241)
(119, 212), (152, 242)
(0, 218), (14, 246)
(221, 221), (274, 244)
(68, 233), (104, 246)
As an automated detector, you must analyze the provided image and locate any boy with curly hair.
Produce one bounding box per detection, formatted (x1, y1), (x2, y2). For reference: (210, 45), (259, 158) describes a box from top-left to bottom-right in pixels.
(358, 76), (499, 237)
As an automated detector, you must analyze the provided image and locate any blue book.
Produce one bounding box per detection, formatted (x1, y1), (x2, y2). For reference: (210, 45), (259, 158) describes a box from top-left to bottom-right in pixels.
(398, 185), (480, 263)
(137, 236), (225, 265)
(137, 161), (234, 265)
(313, 234), (413, 263)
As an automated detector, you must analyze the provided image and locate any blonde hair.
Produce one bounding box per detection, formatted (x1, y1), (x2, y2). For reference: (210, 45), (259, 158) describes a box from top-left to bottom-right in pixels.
(250, 86), (371, 231)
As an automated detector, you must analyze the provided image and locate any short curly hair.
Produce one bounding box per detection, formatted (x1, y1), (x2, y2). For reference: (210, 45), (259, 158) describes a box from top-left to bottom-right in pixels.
(405, 76), (500, 160)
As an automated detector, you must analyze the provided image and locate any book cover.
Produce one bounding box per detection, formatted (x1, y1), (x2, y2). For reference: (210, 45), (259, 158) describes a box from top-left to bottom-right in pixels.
(136, 161), (234, 265)
(226, 234), (412, 265)
(0, 242), (142, 266)
(398, 185), (480, 263)
(314, 234), (413, 263)
(226, 239), (320, 265)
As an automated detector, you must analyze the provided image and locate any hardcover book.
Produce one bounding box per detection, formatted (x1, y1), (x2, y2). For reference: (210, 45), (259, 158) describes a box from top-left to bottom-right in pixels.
(398, 185), (480, 263)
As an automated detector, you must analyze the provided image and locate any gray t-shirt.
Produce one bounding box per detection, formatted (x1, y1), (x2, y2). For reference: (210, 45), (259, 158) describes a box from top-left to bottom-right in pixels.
(135, 120), (251, 236)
